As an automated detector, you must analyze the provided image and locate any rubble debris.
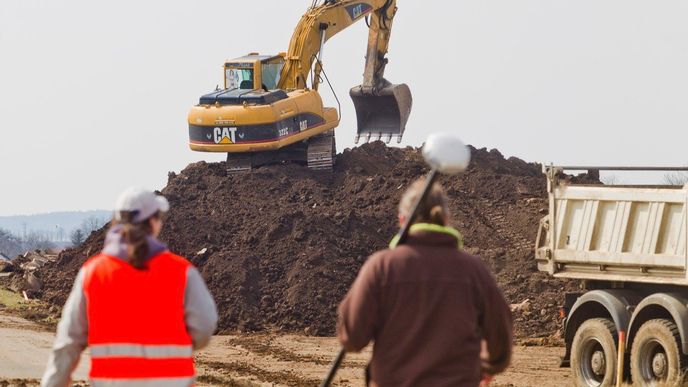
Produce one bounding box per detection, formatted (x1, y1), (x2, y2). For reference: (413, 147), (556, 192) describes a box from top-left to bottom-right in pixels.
(1, 250), (57, 294)
(510, 299), (532, 313)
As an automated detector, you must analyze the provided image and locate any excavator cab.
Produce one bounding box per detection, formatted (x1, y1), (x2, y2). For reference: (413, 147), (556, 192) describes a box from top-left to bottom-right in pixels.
(350, 81), (412, 144)
(224, 54), (285, 91)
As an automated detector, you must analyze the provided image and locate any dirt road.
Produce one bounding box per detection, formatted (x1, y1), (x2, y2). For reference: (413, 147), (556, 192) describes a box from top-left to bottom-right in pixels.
(0, 311), (571, 386)
(0, 312), (89, 383)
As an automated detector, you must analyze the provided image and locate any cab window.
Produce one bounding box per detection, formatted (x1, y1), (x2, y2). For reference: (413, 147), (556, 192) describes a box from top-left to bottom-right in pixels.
(261, 58), (285, 90)
(225, 67), (255, 90)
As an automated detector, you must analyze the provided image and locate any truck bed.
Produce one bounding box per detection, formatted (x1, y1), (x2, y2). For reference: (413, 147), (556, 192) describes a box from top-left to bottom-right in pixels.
(536, 168), (688, 285)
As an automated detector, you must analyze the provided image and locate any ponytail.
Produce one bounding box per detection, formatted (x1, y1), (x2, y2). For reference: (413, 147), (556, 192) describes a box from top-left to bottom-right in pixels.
(399, 178), (451, 226)
(114, 211), (157, 269)
(429, 205), (446, 225)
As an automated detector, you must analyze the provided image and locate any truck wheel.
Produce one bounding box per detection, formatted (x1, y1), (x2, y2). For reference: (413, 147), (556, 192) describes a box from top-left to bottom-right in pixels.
(630, 319), (686, 385)
(571, 318), (618, 387)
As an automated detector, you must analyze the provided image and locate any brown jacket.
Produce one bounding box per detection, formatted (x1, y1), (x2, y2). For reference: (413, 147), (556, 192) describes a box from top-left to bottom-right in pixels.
(337, 225), (512, 387)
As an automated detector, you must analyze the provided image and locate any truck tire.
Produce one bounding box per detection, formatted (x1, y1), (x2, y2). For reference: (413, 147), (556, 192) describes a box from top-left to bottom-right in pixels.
(571, 318), (618, 387)
(630, 319), (686, 386)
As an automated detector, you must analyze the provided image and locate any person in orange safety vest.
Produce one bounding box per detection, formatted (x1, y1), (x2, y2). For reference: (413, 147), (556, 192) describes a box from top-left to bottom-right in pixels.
(41, 187), (218, 387)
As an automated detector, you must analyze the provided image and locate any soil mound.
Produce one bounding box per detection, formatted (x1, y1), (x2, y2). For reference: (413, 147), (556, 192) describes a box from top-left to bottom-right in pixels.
(37, 142), (580, 338)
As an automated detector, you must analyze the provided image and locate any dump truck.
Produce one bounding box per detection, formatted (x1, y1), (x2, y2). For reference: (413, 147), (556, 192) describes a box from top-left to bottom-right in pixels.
(536, 166), (688, 387)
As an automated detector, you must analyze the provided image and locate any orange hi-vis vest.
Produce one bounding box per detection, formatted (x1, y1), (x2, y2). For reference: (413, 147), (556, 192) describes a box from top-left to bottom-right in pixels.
(82, 251), (194, 386)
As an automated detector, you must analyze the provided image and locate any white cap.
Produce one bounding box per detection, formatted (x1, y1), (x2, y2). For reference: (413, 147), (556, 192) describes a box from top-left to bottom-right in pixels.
(114, 187), (170, 223)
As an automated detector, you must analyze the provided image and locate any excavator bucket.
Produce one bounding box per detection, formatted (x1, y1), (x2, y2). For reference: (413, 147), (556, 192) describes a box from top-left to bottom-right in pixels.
(350, 83), (412, 143)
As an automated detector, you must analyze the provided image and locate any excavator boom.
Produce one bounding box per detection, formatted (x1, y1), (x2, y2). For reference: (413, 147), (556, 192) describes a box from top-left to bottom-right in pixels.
(279, 0), (412, 142)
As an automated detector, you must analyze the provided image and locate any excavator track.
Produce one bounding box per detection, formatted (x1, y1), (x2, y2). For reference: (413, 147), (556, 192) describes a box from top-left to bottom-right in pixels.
(307, 130), (336, 171)
(226, 154), (252, 173)
(225, 131), (335, 173)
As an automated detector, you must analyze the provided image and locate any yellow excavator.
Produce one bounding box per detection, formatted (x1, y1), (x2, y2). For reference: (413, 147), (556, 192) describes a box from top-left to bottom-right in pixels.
(187, 0), (412, 172)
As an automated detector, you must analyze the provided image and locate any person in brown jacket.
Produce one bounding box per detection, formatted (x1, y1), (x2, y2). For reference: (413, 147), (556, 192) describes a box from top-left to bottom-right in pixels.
(337, 178), (513, 387)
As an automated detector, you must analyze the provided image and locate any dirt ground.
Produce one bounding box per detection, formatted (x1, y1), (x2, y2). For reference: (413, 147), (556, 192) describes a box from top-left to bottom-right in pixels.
(195, 334), (572, 387)
(35, 143), (583, 340)
(0, 310), (571, 387)
(0, 312), (89, 385)
(1, 144), (589, 386)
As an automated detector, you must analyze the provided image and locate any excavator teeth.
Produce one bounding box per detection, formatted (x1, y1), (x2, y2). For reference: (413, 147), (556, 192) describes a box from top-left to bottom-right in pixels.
(354, 134), (360, 144)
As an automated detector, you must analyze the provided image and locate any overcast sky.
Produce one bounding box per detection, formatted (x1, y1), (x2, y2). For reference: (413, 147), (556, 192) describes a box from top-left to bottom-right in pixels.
(1, 1), (687, 216)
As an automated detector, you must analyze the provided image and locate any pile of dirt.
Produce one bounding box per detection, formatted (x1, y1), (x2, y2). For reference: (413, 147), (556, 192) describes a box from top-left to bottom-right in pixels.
(37, 142), (583, 339)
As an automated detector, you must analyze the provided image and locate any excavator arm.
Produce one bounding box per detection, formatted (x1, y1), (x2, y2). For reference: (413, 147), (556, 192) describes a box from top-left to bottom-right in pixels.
(361, 0), (396, 93)
(278, 0), (412, 142)
(278, 0), (390, 91)
(351, 0), (412, 142)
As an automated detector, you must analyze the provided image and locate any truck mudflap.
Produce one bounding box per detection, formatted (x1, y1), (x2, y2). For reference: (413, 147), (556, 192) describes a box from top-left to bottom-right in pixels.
(350, 82), (412, 144)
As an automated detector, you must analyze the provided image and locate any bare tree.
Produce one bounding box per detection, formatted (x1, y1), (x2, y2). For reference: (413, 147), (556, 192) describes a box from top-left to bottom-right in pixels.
(600, 174), (619, 186)
(81, 216), (106, 234)
(664, 172), (688, 186)
(0, 228), (23, 258)
(23, 231), (55, 251)
(70, 229), (85, 247)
